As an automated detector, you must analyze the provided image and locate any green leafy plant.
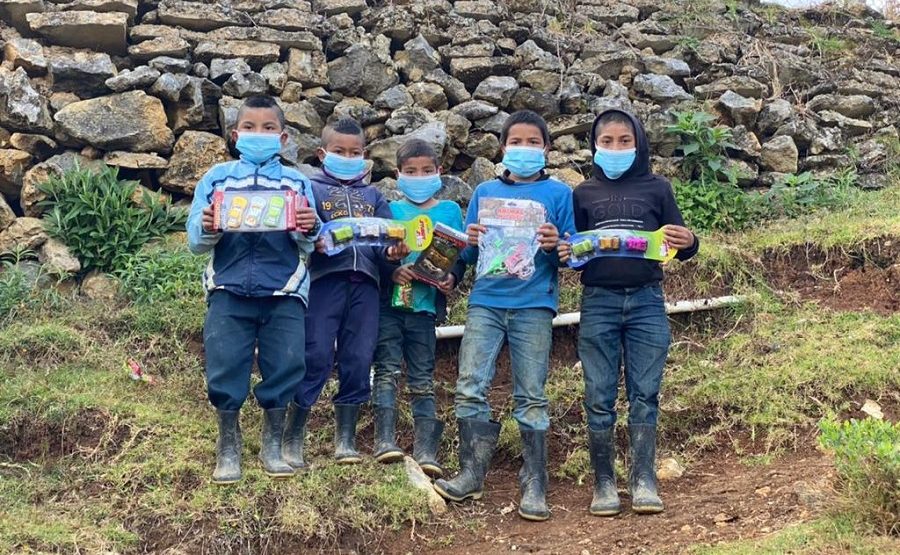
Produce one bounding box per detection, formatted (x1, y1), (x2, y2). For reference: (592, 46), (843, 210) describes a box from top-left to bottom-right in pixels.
(819, 417), (899, 536)
(38, 164), (186, 273)
(116, 241), (208, 304)
(762, 169), (855, 220)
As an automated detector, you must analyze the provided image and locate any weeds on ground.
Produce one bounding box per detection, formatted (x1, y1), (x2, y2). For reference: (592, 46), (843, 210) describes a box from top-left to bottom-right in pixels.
(116, 239), (208, 304)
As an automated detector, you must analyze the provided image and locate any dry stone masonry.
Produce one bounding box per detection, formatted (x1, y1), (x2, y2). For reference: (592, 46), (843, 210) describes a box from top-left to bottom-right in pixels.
(0, 0), (898, 261)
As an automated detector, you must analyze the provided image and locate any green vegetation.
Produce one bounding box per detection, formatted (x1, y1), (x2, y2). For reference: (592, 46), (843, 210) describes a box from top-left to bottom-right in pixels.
(116, 238), (208, 304)
(38, 164), (186, 273)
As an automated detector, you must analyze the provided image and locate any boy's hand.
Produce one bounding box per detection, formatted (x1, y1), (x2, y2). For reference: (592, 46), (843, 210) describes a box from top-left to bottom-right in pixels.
(387, 243), (410, 261)
(315, 237), (327, 254)
(662, 225), (695, 250)
(558, 233), (572, 263)
(437, 273), (456, 294)
(202, 205), (219, 233)
(537, 223), (560, 252)
(296, 205), (317, 232)
(392, 264), (415, 285)
(466, 223), (486, 247)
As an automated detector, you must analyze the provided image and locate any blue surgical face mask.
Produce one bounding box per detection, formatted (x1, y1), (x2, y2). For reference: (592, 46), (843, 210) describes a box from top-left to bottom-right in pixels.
(502, 147), (546, 178)
(397, 174), (442, 204)
(236, 132), (282, 165)
(323, 152), (367, 181)
(594, 147), (636, 180)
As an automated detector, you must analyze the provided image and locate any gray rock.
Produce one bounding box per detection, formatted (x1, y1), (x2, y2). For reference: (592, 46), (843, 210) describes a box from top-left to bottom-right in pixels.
(642, 55), (690, 77)
(207, 26), (322, 51)
(3, 38), (47, 75)
(368, 121), (447, 174)
(313, 0), (366, 16)
(632, 74), (692, 102)
(408, 82), (448, 111)
(644, 111), (680, 157)
(195, 40), (281, 70)
(149, 56), (192, 74)
(760, 135), (798, 173)
(856, 138), (890, 172)
(806, 94), (876, 119)
(438, 174), (474, 204)
(473, 76), (519, 108)
(385, 106), (433, 136)
(0, 193), (15, 231)
(548, 113), (594, 139)
(331, 97), (387, 126)
(127, 35), (191, 61)
(695, 76), (768, 99)
(53, 91), (175, 153)
(57, 1), (139, 24)
(424, 69), (471, 105)
(9, 133), (57, 160)
(105, 66), (161, 93)
(26, 11), (127, 55)
(47, 48), (117, 95)
(434, 110), (471, 147)
(454, 0), (503, 23)
(395, 35), (441, 83)
(328, 42), (399, 103)
(728, 125), (761, 159)
(816, 110), (872, 137)
(169, 77), (221, 133)
(260, 63), (288, 94)
(0, 67), (53, 134)
(374, 85), (412, 111)
(223, 72), (268, 98)
(210, 58), (252, 84)
(757, 99), (794, 136)
(718, 90), (761, 127)
(253, 8), (319, 31)
(510, 88), (560, 118)
(150, 73), (191, 102)
(801, 154), (852, 171)
(476, 111), (510, 135)
(158, 0), (251, 31)
(160, 130), (230, 194)
(280, 100), (324, 135)
(287, 48), (329, 87)
(19, 151), (104, 217)
(449, 57), (514, 88)
(724, 158), (758, 187)
(103, 150), (169, 169)
(0, 217), (48, 253)
(0, 0), (44, 36)
(519, 70), (560, 94)
(619, 22), (677, 54)
(809, 126), (842, 155)
(514, 40), (562, 72)
(465, 156), (495, 186)
(463, 132), (500, 160)
(38, 237), (80, 274)
(452, 100), (499, 121)
(0, 148), (33, 199)
(857, 174), (889, 190)
(81, 270), (119, 300)
(581, 3), (640, 25)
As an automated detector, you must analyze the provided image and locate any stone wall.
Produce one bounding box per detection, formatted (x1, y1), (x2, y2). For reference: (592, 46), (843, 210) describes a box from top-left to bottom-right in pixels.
(0, 0), (898, 268)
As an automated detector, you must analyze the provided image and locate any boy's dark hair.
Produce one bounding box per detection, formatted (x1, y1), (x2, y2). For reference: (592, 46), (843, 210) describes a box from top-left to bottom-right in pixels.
(238, 95), (286, 129)
(396, 139), (439, 168)
(595, 111), (634, 134)
(500, 110), (551, 146)
(322, 116), (365, 144)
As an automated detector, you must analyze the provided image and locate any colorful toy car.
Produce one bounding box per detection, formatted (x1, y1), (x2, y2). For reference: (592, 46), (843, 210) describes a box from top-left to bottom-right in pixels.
(226, 196), (249, 229)
(331, 225), (354, 243)
(358, 223), (382, 239)
(244, 196), (266, 228)
(385, 225), (406, 240)
(625, 236), (648, 252)
(600, 236), (621, 251)
(262, 196), (286, 228)
(572, 238), (595, 257)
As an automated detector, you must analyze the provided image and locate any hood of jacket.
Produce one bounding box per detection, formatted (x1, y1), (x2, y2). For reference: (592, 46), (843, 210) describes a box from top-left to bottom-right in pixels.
(589, 109), (652, 183)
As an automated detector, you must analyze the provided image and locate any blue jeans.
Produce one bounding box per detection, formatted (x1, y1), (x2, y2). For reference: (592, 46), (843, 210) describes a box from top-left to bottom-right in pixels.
(372, 306), (437, 419)
(204, 290), (307, 411)
(455, 306), (553, 431)
(578, 285), (670, 431)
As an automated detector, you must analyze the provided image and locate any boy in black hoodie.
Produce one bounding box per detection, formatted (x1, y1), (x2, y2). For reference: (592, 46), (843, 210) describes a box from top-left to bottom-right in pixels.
(559, 110), (698, 516)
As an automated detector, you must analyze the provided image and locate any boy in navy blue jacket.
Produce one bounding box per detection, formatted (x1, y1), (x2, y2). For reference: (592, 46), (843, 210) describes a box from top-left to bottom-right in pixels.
(559, 109), (698, 517)
(283, 117), (405, 467)
(187, 95), (320, 484)
(434, 111), (576, 522)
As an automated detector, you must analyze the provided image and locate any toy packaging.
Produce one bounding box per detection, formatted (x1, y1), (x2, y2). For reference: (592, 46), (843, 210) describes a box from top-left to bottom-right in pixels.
(390, 282), (415, 311)
(319, 215), (434, 256)
(565, 228), (677, 268)
(475, 197), (546, 280)
(212, 189), (299, 232)
(410, 222), (468, 287)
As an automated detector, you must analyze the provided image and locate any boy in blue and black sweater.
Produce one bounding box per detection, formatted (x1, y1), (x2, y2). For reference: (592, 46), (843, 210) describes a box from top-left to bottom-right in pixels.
(283, 117), (405, 468)
(434, 111), (576, 522)
(187, 95), (321, 484)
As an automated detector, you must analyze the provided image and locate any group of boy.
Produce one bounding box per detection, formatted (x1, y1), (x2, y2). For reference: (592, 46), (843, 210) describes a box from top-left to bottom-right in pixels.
(187, 94), (698, 521)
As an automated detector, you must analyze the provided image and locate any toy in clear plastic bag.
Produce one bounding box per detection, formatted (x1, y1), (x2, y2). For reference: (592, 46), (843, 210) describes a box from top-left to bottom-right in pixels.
(566, 228), (677, 268)
(212, 189), (300, 232)
(475, 198), (546, 280)
(391, 282), (415, 311)
(319, 215), (433, 256)
(410, 222), (467, 287)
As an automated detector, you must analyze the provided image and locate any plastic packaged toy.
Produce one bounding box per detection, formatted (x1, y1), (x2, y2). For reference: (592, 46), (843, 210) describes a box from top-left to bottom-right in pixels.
(475, 197), (546, 280)
(212, 189), (300, 232)
(565, 228), (677, 268)
(319, 215), (433, 256)
(410, 222), (468, 287)
(391, 282), (414, 311)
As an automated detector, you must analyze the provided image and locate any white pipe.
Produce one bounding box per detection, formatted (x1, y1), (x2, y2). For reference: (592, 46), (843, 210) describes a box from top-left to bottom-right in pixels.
(435, 295), (745, 340)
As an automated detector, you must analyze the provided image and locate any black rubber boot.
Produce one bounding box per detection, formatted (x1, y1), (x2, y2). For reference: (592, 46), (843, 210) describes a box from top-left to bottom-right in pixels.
(212, 409), (242, 484)
(334, 404), (363, 464)
(433, 418), (500, 502)
(281, 402), (309, 469)
(629, 423), (664, 514)
(413, 417), (444, 478)
(518, 429), (550, 521)
(373, 407), (404, 463)
(588, 428), (621, 516)
(259, 408), (295, 478)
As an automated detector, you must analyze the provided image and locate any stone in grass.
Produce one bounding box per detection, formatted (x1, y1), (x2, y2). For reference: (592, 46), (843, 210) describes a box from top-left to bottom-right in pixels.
(403, 456), (446, 515)
(0, 216), (48, 252)
(81, 269), (119, 300)
(760, 135), (798, 174)
(38, 237), (81, 274)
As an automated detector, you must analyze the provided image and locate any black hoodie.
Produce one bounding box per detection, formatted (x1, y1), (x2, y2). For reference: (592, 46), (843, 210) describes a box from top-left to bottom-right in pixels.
(572, 110), (699, 288)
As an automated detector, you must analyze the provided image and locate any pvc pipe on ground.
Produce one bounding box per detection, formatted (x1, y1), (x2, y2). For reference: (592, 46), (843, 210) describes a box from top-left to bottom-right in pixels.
(434, 295), (745, 340)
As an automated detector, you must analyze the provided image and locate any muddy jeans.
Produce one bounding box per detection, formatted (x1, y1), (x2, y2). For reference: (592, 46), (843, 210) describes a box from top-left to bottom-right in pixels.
(578, 284), (670, 431)
(372, 306), (438, 419)
(454, 306), (554, 431)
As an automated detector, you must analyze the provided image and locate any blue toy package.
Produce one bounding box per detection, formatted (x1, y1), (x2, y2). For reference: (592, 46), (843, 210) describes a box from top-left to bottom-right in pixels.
(319, 215), (434, 256)
(565, 228), (677, 268)
(474, 197), (546, 280)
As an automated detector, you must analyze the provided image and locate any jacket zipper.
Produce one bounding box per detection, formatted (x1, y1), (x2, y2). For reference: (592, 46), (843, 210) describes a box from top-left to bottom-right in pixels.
(246, 165), (260, 294)
(345, 186), (358, 272)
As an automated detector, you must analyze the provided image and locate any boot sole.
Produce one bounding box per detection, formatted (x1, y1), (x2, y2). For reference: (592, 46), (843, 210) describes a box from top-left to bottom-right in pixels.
(632, 505), (664, 514)
(212, 477), (241, 485)
(589, 507), (622, 517)
(420, 463), (443, 478)
(518, 509), (550, 522)
(374, 451), (404, 464)
(433, 483), (482, 502)
(336, 456), (363, 465)
(264, 470), (295, 478)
